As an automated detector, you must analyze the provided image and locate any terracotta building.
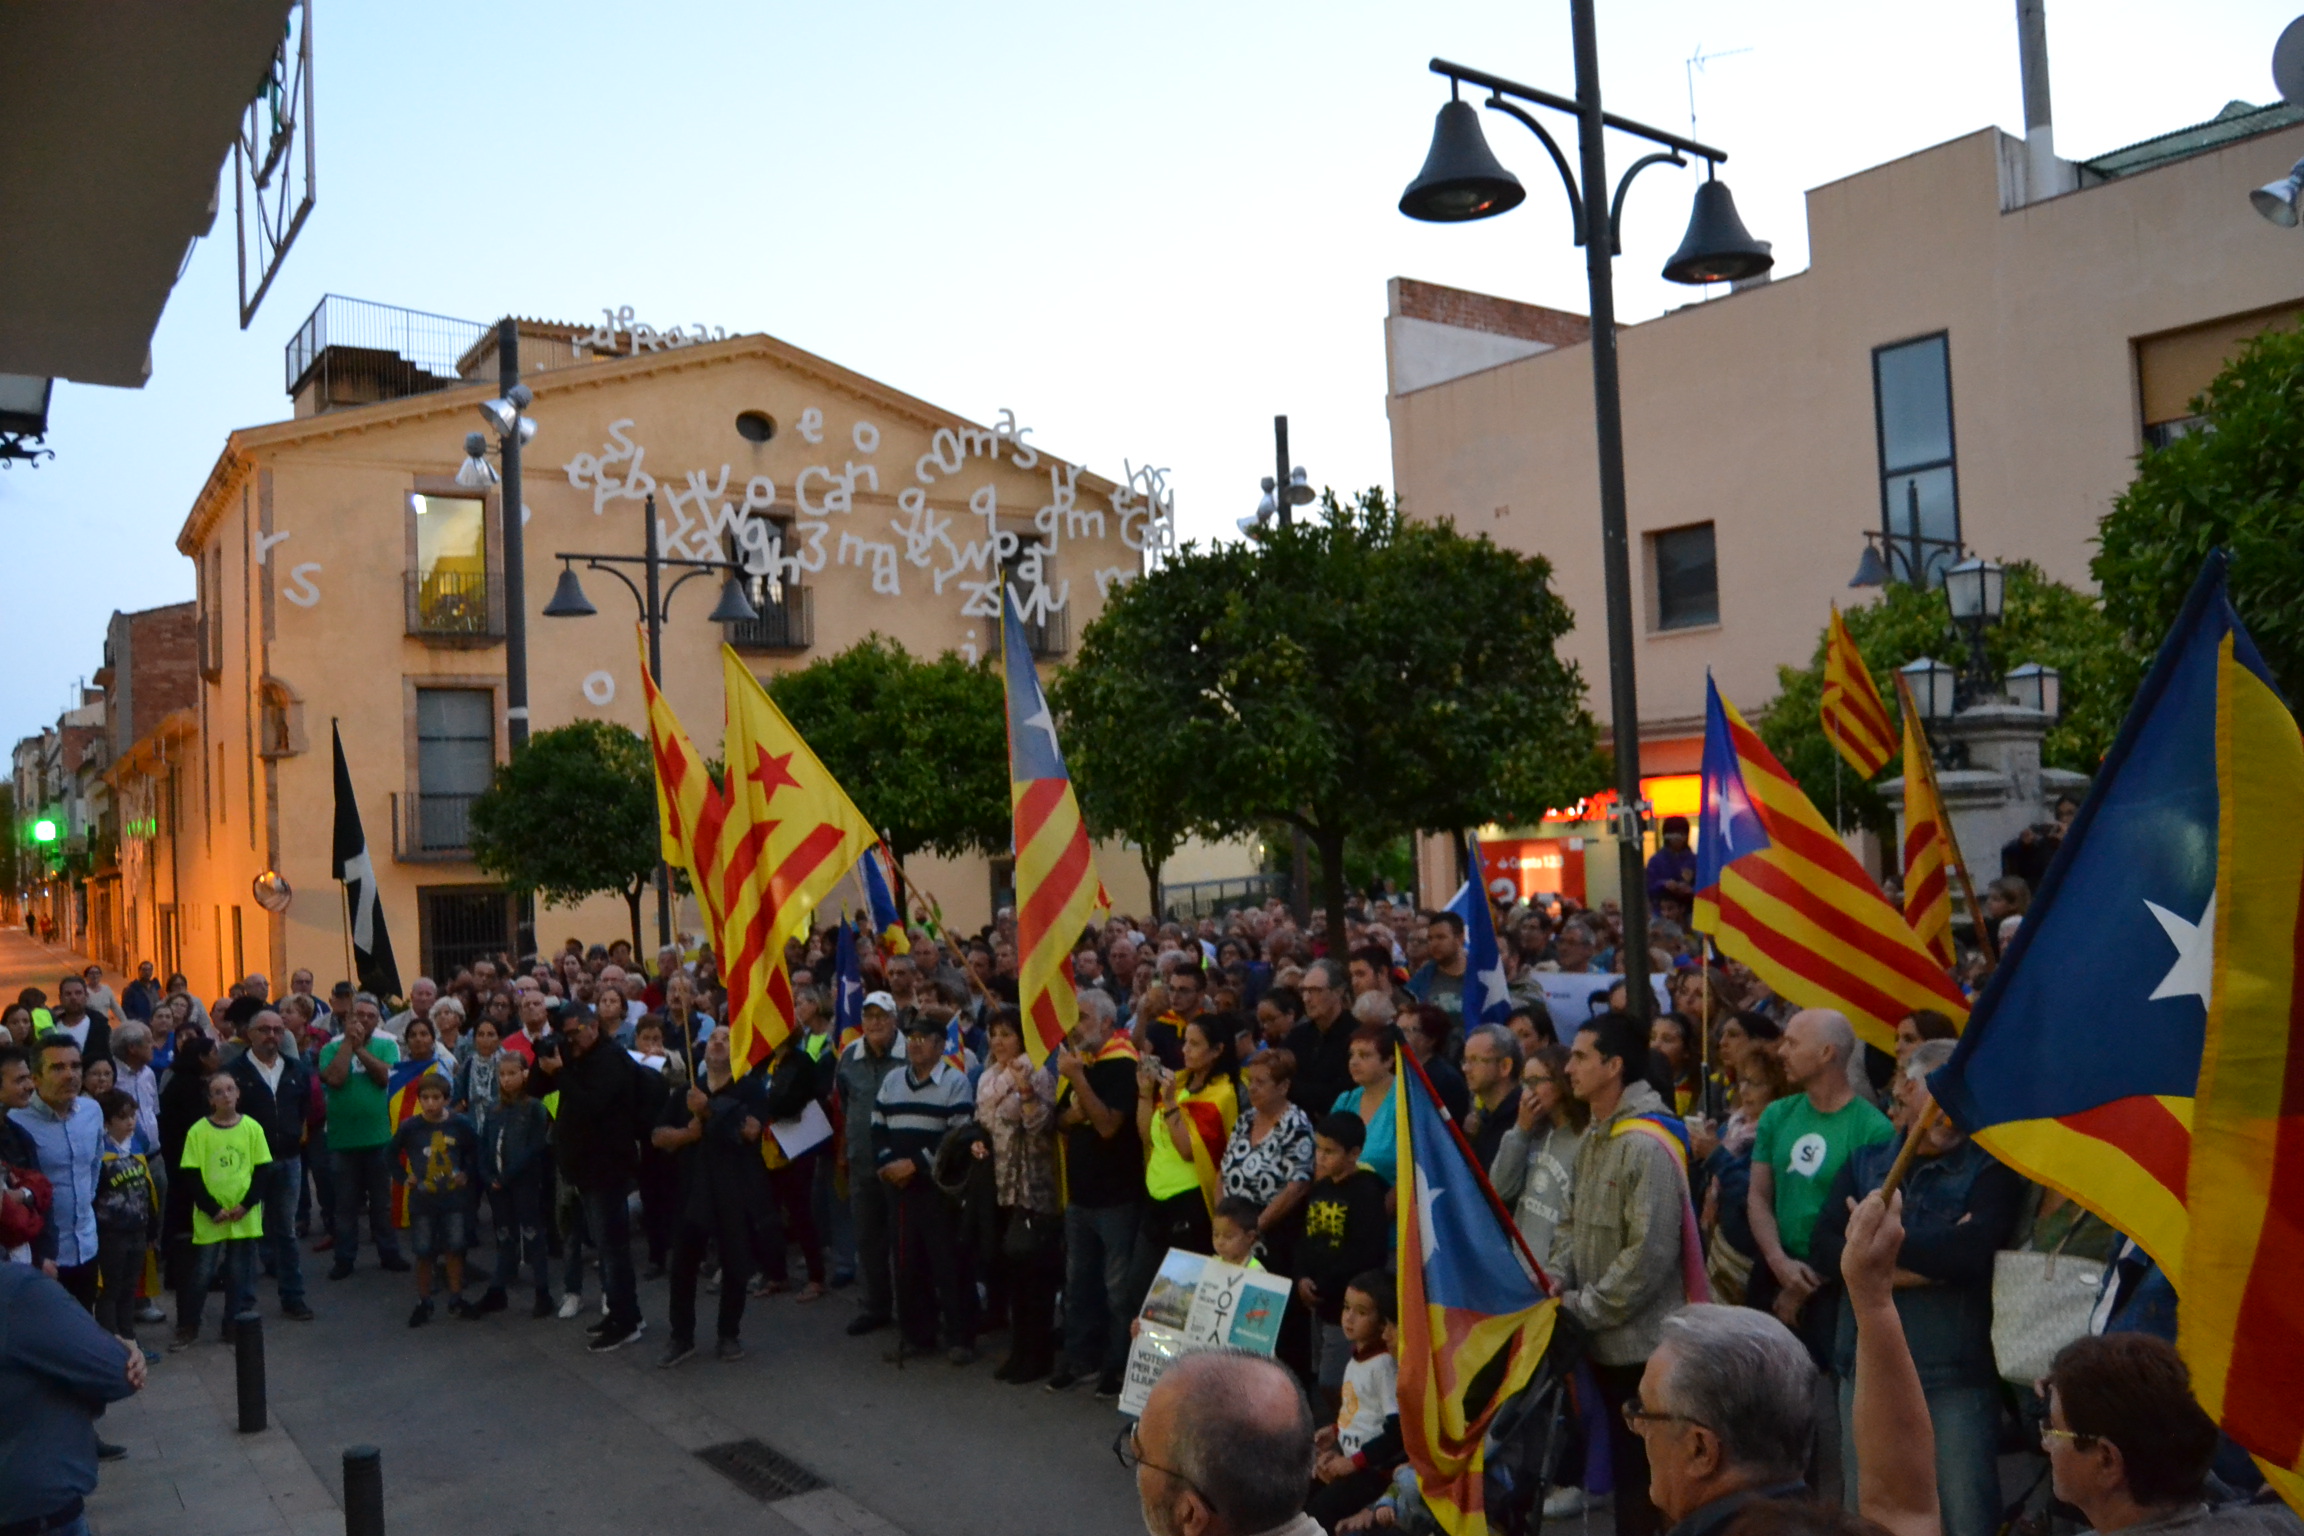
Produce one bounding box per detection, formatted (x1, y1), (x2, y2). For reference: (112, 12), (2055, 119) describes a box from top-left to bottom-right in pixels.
(135, 299), (1161, 996)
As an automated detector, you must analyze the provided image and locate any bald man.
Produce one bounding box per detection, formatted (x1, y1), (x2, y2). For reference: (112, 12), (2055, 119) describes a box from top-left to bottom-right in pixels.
(1130, 1351), (1321, 1536)
(1748, 1011), (1892, 1327)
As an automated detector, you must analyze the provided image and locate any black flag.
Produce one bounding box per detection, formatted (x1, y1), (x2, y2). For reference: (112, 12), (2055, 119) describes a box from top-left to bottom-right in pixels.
(332, 722), (402, 1000)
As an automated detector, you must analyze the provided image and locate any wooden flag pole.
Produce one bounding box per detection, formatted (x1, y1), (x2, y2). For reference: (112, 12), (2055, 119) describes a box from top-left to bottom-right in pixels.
(1879, 1098), (1940, 1198)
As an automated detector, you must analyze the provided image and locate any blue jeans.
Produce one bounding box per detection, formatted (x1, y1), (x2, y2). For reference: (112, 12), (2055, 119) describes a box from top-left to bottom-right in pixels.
(580, 1185), (640, 1329)
(1062, 1200), (1142, 1379)
(1839, 1378), (2002, 1536)
(330, 1146), (402, 1267)
(259, 1155), (305, 1307)
(180, 1237), (258, 1336)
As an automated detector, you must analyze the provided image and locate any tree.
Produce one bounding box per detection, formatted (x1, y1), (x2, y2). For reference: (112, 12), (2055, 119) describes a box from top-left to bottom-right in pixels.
(2096, 322), (2304, 702)
(467, 720), (658, 955)
(1757, 563), (2137, 841)
(1054, 489), (1604, 958)
(764, 636), (1010, 866)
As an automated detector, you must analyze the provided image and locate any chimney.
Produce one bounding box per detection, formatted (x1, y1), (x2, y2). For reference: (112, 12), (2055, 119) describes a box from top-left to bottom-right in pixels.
(2017, 0), (2075, 200)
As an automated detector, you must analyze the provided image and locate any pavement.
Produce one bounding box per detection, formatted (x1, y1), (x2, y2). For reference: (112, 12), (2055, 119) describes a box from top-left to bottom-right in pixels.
(0, 925), (129, 1014)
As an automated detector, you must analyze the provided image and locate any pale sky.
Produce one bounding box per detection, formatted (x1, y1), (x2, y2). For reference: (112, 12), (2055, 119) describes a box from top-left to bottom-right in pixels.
(5, 0), (2295, 739)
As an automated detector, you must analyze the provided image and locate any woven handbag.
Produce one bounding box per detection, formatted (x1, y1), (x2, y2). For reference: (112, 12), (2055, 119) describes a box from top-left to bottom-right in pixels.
(1991, 1224), (2106, 1386)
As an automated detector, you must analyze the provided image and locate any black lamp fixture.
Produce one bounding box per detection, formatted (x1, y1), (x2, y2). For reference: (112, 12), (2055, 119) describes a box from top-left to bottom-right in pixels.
(542, 563), (596, 618)
(707, 572), (762, 625)
(1661, 170), (1773, 285)
(1399, 94), (1528, 222)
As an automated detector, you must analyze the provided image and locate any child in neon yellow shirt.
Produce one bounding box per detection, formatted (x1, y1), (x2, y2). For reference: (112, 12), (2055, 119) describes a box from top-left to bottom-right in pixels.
(171, 1073), (273, 1351)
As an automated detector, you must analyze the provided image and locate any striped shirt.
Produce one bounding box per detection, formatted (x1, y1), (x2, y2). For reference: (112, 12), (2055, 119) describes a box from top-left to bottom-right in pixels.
(872, 1059), (974, 1173)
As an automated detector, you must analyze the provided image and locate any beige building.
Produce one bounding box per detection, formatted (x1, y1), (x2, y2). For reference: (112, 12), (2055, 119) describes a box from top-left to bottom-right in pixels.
(1388, 103), (2304, 902)
(130, 299), (1161, 996)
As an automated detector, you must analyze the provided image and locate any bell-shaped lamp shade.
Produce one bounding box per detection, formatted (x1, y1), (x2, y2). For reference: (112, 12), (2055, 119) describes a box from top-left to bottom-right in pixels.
(542, 566), (596, 618)
(2005, 662), (2061, 719)
(477, 397), (520, 437)
(1900, 657), (1956, 723)
(1236, 513), (1268, 540)
(1849, 542), (1890, 588)
(1399, 100), (1526, 223)
(1286, 466), (1315, 506)
(515, 414), (539, 445)
(708, 572), (761, 625)
(454, 452), (500, 489)
(1661, 179), (1775, 285)
(2251, 160), (2304, 226)
(1944, 558), (2004, 624)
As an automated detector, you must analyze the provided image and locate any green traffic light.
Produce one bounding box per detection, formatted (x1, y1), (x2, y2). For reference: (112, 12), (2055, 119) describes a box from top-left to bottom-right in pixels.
(30, 818), (57, 844)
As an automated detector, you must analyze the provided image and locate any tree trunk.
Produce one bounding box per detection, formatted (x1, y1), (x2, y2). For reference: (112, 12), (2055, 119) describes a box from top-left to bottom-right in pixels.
(1142, 846), (1164, 924)
(1314, 823), (1350, 962)
(625, 883), (644, 964)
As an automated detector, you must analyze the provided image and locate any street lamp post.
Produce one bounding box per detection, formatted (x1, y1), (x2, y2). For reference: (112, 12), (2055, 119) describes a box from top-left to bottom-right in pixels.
(457, 319), (541, 750)
(1400, 3), (1772, 1016)
(542, 492), (760, 949)
(1240, 414), (1318, 924)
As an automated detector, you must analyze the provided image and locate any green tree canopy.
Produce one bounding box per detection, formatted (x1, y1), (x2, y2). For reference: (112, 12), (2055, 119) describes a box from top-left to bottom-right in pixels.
(467, 720), (658, 953)
(1053, 488), (1604, 956)
(1758, 563), (2136, 840)
(763, 635), (1008, 863)
(2096, 322), (2304, 701)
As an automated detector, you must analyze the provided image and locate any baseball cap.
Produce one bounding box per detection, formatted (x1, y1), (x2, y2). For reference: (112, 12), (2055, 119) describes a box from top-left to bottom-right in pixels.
(862, 990), (897, 1014)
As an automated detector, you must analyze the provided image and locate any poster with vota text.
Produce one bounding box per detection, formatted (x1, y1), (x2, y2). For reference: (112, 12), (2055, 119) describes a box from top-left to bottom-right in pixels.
(1118, 1250), (1293, 1416)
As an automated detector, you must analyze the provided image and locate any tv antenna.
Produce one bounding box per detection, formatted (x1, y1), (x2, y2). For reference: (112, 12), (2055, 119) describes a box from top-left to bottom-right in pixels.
(1686, 43), (1755, 134)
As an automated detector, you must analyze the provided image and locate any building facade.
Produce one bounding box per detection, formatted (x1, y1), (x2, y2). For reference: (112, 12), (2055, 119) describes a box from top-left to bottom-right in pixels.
(1388, 108), (2304, 901)
(142, 303), (1162, 998)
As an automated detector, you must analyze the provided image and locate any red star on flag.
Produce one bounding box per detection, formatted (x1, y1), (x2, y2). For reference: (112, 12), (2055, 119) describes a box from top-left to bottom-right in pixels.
(749, 746), (802, 801)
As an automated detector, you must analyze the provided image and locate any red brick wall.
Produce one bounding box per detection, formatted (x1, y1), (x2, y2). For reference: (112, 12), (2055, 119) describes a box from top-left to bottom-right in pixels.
(127, 604), (198, 746)
(1393, 277), (1592, 347)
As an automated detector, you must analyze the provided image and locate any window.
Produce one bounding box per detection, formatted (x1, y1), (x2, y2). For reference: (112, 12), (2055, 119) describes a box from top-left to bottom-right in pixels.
(1648, 523), (1719, 631)
(200, 548), (224, 677)
(1873, 333), (1959, 586)
(414, 688), (494, 851)
(410, 494), (492, 635)
(420, 886), (513, 978)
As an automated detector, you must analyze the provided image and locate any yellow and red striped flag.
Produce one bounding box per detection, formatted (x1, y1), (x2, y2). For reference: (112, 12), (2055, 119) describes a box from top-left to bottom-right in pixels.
(717, 647), (879, 1074)
(998, 586), (1107, 1063)
(637, 629), (728, 946)
(1821, 604), (1896, 779)
(2188, 627), (2304, 1509)
(1694, 676), (1967, 1057)
(1891, 671), (1958, 967)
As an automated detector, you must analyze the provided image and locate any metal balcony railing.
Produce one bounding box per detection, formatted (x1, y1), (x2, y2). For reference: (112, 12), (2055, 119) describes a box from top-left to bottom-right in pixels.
(391, 791), (479, 861)
(1023, 604), (1067, 658)
(723, 586), (814, 652)
(406, 569), (503, 641)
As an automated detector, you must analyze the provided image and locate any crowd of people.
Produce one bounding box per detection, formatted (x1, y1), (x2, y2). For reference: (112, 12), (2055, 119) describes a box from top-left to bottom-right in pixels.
(2, 874), (2297, 1536)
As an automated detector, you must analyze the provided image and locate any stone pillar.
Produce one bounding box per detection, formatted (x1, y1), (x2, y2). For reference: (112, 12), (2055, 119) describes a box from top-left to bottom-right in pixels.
(1879, 701), (2089, 936)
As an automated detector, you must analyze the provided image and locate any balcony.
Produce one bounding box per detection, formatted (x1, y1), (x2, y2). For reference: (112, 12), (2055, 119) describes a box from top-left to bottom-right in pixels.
(1023, 604), (1068, 658)
(723, 586), (814, 652)
(391, 791), (478, 862)
(406, 570), (503, 645)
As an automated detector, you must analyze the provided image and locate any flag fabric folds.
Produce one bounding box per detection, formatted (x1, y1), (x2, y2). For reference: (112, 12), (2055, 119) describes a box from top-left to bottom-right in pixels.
(1927, 559), (2234, 1285)
(1446, 838), (1514, 1029)
(1821, 604), (1896, 778)
(1395, 1048), (1558, 1536)
(331, 722), (402, 1001)
(2190, 626), (2304, 1503)
(1929, 554), (2303, 1509)
(860, 845), (905, 946)
(832, 923), (864, 1053)
(1000, 585), (1106, 1063)
(718, 647), (880, 1074)
(638, 634), (729, 944)
(1695, 677), (1968, 1056)
(1892, 673), (1958, 968)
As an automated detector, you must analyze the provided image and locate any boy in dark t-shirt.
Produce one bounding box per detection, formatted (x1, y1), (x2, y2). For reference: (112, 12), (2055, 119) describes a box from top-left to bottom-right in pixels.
(1296, 1112), (1390, 1415)
(390, 1076), (480, 1326)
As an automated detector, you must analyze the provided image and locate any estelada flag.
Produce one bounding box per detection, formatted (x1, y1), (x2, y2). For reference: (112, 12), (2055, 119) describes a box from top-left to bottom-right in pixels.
(1394, 1047), (1557, 1536)
(384, 1054), (450, 1226)
(1821, 604), (1896, 778)
(1000, 583), (1108, 1063)
(2191, 591), (2304, 1508)
(637, 630), (728, 945)
(1695, 675), (1968, 1056)
(1931, 554), (2301, 1508)
(716, 647), (879, 1074)
(1892, 671), (1959, 968)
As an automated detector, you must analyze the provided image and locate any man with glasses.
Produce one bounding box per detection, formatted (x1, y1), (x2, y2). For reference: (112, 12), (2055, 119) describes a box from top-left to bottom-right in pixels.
(1282, 961), (1355, 1118)
(1458, 1024), (1523, 1170)
(1124, 1349), (1320, 1536)
(1620, 1304), (1814, 1536)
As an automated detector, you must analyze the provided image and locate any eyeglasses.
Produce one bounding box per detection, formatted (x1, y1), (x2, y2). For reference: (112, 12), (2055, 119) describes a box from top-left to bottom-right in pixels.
(1112, 1425), (1222, 1516)
(2040, 1427), (2098, 1451)
(1620, 1398), (1710, 1436)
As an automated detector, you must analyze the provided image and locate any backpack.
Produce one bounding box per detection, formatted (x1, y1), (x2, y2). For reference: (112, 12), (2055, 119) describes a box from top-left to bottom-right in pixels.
(0, 1163), (50, 1250)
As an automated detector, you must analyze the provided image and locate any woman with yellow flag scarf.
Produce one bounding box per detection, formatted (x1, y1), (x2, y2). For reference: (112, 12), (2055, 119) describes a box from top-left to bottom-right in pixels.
(1133, 1015), (1241, 1265)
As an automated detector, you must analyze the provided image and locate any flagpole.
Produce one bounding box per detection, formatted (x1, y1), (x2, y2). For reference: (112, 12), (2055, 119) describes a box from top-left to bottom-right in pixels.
(1397, 1044), (1557, 1296)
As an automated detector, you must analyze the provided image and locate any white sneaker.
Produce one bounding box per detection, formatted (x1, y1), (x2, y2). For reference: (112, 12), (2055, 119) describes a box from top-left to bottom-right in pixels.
(1542, 1487), (1593, 1519)
(556, 1293), (584, 1320)
(598, 1292), (609, 1317)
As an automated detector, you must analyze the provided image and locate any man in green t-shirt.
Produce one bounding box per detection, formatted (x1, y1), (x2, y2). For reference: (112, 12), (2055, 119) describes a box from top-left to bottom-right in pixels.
(317, 995), (406, 1278)
(1748, 1008), (1894, 1338)
(172, 1073), (274, 1349)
